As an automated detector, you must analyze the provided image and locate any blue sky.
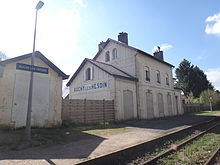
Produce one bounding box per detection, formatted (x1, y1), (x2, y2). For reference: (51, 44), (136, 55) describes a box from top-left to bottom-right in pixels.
(0, 0), (220, 89)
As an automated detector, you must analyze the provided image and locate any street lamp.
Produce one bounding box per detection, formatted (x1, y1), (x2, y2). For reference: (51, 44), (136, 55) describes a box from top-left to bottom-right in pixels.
(25, 1), (44, 140)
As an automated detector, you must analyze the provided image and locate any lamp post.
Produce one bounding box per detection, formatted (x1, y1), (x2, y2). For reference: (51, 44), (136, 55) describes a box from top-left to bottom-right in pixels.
(25, 1), (44, 140)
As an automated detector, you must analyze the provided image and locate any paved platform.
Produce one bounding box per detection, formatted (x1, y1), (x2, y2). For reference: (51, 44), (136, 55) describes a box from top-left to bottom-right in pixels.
(0, 114), (219, 165)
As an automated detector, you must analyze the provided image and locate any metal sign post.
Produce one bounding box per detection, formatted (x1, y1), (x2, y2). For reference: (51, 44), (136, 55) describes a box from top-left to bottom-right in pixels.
(25, 1), (44, 141)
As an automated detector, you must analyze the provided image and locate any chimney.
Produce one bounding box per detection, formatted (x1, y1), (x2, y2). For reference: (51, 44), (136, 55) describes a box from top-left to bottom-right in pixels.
(153, 46), (164, 61)
(98, 41), (106, 51)
(118, 32), (128, 45)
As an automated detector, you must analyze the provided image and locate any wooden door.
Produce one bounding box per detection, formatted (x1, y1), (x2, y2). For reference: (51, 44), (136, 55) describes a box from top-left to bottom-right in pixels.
(123, 90), (134, 120)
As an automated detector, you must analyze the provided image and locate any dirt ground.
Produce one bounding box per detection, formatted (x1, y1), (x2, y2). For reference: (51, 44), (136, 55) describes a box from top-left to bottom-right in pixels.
(0, 113), (219, 165)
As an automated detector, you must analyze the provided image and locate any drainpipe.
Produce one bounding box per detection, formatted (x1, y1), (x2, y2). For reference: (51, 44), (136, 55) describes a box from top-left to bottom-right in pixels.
(114, 77), (117, 120)
(134, 52), (140, 120)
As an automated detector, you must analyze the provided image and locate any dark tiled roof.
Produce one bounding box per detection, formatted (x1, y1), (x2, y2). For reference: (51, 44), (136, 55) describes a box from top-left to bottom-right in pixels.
(0, 51), (69, 80)
(66, 58), (137, 86)
(93, 38), (174, 67)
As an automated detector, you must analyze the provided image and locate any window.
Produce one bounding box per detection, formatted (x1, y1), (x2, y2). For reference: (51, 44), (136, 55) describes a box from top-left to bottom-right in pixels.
(144, 66), (150, 81)
(85, 67), (93, 81)
(165, 73), (169, 85)
(167, 93), (172, 115)
(156, 70), (160, 83)
(112, 48), (117, 60)
(0, 65), (4, 78)
(105, 51), (110, 62)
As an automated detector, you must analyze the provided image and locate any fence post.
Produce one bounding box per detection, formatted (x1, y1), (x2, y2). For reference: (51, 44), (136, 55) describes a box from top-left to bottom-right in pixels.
(103, 99), (105, 125)
(84, 99), (86, 123)
(112, 100), (115, 120)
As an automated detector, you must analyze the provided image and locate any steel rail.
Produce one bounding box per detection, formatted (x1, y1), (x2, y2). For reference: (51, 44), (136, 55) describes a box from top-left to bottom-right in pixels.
(204, 146), (220, 165)
(77, 117), (220, 165)
(142, 121), (220, 165)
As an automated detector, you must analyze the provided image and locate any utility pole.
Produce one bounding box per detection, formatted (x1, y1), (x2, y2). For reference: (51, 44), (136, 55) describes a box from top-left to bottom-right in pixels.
(25, 1), (44, 140)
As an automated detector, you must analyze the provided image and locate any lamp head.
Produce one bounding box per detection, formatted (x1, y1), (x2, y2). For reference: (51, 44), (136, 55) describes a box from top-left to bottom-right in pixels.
(36, 1), (44, 10)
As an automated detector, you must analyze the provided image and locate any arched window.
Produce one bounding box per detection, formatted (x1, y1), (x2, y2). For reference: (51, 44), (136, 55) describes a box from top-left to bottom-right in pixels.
(85, 67), (92, 81)
(112, 48), (117, 60)
(156, 70), (160, 83)
(165, 73), (169, 85)
(105, 51), (110, 62)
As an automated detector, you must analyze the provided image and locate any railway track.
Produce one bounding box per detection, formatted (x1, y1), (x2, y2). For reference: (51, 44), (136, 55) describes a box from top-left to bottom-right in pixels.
(78, 116), (220, 165)
(142, 120), (220, 165)
(205, 146), (220, 165)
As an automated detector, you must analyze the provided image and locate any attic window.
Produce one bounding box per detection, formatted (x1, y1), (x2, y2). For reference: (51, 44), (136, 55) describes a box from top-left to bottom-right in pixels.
(112, 48), (117, 60)
(85, 67), (93, 81)
(105, 51), (110, 62)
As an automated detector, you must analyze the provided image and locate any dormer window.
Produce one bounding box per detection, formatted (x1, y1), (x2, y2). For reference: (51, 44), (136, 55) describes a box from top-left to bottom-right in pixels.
(156, 70), (160, 83)
(165, 73), (169, 85)
(105, 51), (110, 62)
(84, 67), (93, 81)
(112, 48), (117, 60)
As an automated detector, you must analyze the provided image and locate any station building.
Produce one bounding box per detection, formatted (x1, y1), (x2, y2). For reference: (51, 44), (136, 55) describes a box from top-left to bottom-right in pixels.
(67, 33), (183, 120)
(0, 51), (69, 128)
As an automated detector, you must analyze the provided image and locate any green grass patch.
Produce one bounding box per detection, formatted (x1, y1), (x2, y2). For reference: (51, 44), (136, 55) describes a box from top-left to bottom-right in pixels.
(192, 110), (220, 116)
(62, 121), (122, 131)
(157, 126), (220, 165)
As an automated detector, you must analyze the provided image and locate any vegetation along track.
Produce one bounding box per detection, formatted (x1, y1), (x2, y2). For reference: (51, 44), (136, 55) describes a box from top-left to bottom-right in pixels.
(78, 116), (220, 165)
(141, 120), (220, 165)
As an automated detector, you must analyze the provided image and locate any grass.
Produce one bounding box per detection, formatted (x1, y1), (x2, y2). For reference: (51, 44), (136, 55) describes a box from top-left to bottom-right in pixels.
(192, 110), (220, 116)
(157, 125), (220, 165)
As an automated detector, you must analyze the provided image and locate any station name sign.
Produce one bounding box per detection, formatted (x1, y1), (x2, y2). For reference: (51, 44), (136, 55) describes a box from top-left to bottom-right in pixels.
(16, 63), (48, 74)
(74, 82), (108, 92)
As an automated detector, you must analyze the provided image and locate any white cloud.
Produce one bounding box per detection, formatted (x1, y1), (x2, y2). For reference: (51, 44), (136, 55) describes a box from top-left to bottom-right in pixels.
(72, 0), (87, 8)
(196, 55), (204, 60)
(0, 0), (84, 75)
(205, 13), (220, 35)
(152, 43), (173, 53)
(205, 68), (220, 83)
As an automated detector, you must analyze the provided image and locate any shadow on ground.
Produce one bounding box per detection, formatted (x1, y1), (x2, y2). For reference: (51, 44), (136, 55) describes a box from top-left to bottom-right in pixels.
(0, 129), (106, 160)
(0, 114), (218, 163)
(122, 114), (217, 130)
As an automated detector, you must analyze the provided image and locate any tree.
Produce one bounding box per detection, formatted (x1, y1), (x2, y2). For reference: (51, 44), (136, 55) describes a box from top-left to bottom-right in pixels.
(200, 90), (220, 110)
(175, 59), (213, 97)
(0, 51), (8, 60)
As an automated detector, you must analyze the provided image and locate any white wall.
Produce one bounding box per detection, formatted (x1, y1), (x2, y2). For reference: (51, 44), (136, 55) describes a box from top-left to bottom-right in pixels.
(136, 53), (182, 119)
(115, 78), (137, 120)
(96, 41), (137, 76)
(0, 57), (63, 127)
(69, 62), (115, 100)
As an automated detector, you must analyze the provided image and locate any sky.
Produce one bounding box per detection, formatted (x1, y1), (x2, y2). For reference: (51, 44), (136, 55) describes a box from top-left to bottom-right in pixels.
(0, 0), (220, 90)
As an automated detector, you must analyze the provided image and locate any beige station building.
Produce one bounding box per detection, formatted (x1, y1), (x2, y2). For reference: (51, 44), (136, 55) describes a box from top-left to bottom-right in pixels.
(67, 32), (183, 120)
(0, 51), (69, 128)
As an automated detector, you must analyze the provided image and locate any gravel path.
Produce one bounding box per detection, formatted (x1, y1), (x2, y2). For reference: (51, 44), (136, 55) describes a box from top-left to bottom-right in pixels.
(0, 114), (218, 165)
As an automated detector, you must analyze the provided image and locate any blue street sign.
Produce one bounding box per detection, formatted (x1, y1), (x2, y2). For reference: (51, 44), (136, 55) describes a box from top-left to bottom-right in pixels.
(16, 63), (48, 74)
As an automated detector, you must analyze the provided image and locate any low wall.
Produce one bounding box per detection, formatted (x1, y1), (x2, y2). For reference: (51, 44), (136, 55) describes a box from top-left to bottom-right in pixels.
(183, 104), (210, 113)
